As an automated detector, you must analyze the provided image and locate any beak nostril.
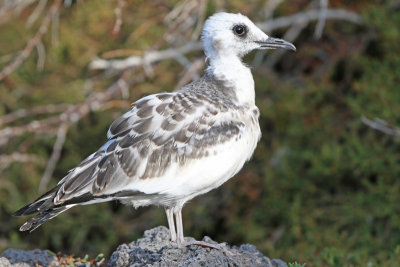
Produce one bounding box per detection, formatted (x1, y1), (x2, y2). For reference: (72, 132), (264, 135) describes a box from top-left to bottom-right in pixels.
(272, 39), (284, 44)
(255, 37), (296, 51)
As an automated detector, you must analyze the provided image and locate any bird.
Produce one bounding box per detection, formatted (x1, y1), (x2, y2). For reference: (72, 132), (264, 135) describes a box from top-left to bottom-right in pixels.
(13, 12), (295, 248)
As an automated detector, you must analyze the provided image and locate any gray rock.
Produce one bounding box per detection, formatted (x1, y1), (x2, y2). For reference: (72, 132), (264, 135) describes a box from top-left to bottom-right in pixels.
(0, 248), (58, 267)
(108, 226), (287, 267)
(1, 226), (287, 267)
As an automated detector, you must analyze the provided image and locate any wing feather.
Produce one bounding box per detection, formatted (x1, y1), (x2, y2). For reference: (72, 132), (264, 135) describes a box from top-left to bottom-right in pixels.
(39, 90), (243, 205)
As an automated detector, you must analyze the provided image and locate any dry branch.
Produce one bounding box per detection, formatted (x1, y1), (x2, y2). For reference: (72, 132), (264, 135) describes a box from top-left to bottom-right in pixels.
(89, 41), (203, 71)
(34, 71), (146, 190)
(0, 0), (62, 82)
(38, 123), (68, 192)
(111, 0), (126, 36)
(35, 40), (46, 71)
(174, 58), (204, 90)
(0, 153), (45, 172)
(0, 104), (72, 126)
(314, 0), (329, 38)
(256, 8), (362, 32)
(264, 17), (308, 67)
(263, 0), (284, 20)
(0, 0), (36, 25)
(0, 116), (62, 146)
(26, 0), (48, 27)
(361, 116), (400, 137)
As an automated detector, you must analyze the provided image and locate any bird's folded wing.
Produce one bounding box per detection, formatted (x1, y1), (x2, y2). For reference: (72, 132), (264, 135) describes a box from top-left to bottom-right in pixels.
(52, 91), (245, 205)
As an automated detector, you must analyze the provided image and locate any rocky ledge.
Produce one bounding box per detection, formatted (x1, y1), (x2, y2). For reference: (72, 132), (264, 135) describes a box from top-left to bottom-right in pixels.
(1, 226), (287, 267)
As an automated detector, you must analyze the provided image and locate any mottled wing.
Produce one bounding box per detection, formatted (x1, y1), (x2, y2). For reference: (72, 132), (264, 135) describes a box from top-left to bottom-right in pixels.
(51, 90), (242, 205)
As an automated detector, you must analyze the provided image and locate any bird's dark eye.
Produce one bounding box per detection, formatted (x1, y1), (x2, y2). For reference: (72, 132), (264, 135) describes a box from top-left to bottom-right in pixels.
(233, 25), (247, 36)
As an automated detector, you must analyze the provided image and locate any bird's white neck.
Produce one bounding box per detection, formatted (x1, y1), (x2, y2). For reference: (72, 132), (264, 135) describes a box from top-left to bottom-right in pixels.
(206, 55), (255, 106)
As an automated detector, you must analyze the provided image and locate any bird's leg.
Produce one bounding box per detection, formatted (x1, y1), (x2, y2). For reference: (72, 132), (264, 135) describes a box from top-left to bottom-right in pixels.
(165, 208), (177, 242)
(175, 208), (185, 245)
(174, 208), (223, 250)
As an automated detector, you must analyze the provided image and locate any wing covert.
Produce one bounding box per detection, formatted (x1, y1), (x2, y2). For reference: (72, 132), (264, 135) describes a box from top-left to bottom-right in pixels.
(53, 90), (244, 203)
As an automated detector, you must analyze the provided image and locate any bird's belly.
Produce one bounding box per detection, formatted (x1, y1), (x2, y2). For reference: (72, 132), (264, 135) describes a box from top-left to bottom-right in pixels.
(123, 109), (261, 208)
(164, 122), (260, 201)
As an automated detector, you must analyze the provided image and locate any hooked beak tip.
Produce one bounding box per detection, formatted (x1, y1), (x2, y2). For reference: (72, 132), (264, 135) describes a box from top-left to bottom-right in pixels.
(255, 37), (296, 51)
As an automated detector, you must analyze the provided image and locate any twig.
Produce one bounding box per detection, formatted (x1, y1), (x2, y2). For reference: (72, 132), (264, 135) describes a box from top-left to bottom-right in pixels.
(0, 116), (63, 146)
(0, 103), (73, 126)
(111, 0), (126, 36)
(256, 8), (362, 32)
(35, 72), (145, 191)
(175, 58), (204, 90)
(38, 123), (68, 192)
(314, 0), (329, 39)
(89, 41), (203, 70)
(127, 17), (163, 44)
(117, 78), (130, 99)
(51, 6), (59, 45)
(190, 0), (207, 40)
(0, 70), (144, 189)
(254, 18), (308, 67)
(0, 0), (62, 82)
(265, 19), (308, 67)
(64, 0), (74, 8)
(99, 100), (131, 111)
(0, 153), (45, 172)
(263, 0), (284, 20)
(36, 40), (46, 71)
(0, 52), (18, 65)
(0, 0), (36, 26)
(253, 8), (361, 67)
(0, 65), (145, 148)
(361, 116), (400, 137)
(13, 0), (37, 16)
(163, 0), (199, 45)
(26, 0), (48, 27)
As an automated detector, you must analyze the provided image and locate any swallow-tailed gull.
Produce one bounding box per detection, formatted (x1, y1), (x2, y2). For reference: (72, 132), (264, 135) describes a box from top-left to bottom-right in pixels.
(14, 12), (295, 248)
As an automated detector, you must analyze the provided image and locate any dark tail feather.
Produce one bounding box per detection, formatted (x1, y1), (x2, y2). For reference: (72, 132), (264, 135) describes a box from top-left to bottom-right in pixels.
(13, 186), (61, 216)
(13, 185), (68, 232)
(19, 206), (71, 232)
(13, 199), (53, 216)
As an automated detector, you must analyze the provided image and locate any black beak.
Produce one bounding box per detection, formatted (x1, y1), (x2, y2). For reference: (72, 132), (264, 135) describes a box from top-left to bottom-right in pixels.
(255, 37), (296, 51)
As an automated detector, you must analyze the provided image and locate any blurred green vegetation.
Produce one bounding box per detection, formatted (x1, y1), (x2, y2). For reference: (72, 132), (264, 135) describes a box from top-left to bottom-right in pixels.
(1, 0), (400, 266)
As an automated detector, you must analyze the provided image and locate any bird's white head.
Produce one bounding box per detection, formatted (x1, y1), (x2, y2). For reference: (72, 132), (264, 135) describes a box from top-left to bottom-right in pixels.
(202, 12), (296, 60)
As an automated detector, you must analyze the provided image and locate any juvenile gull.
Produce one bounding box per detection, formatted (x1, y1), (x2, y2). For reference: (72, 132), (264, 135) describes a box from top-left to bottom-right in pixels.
(14, 12), (295, 248)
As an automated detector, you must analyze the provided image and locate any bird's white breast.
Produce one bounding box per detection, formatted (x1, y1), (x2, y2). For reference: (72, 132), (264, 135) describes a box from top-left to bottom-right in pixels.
(124, 105), (261, 209)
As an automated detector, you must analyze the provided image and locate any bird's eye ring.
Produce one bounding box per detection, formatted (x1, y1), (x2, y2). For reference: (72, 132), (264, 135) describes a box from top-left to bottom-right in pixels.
(233, 25), (247, 36)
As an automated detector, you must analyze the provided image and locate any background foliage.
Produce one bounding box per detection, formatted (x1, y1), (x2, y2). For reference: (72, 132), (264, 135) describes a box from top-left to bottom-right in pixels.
(1, 0), (400, 266)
